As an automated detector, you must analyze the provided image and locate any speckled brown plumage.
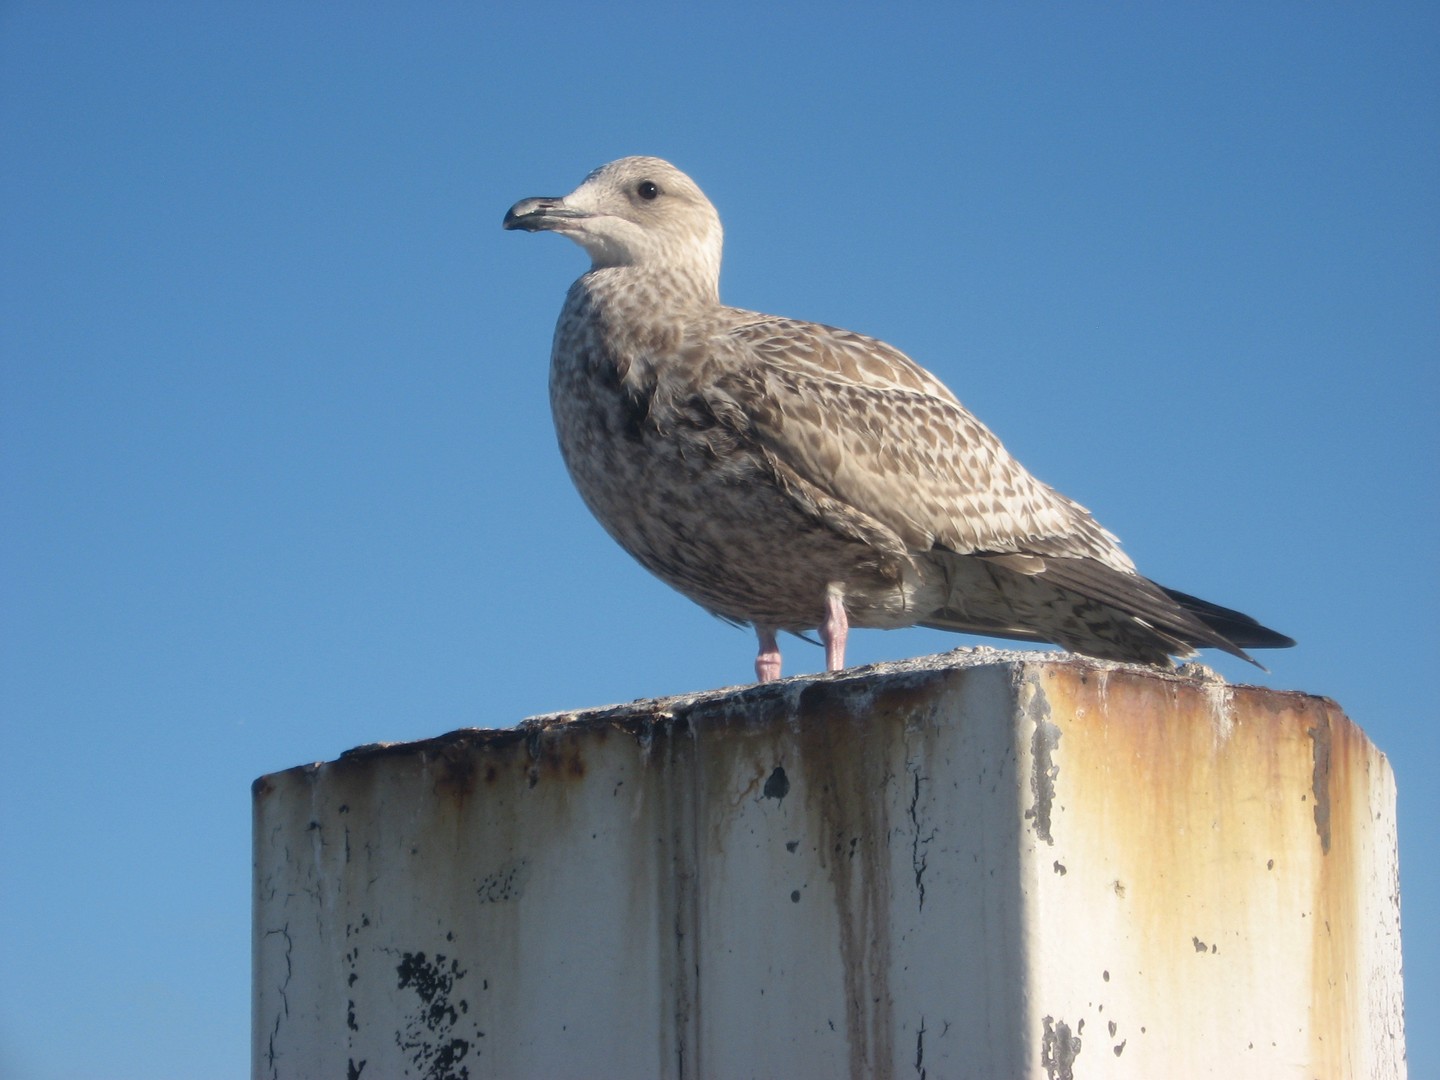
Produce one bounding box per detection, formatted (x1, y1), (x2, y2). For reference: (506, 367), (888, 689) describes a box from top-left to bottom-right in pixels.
(504, 156), (1292, 680)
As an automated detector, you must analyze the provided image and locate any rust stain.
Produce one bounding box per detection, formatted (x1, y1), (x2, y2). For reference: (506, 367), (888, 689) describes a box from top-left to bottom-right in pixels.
(646, 714), (702, 1077)
(1306, 701), (1369, 1079)
(428, 741), (480, 802)
(1032, 664), (1385, 1075)
(789, 674), (943, 1080)
(1308, 715), (1333, 854)
(519, 727), (591, 788)
(253, 652), (1396, 1077)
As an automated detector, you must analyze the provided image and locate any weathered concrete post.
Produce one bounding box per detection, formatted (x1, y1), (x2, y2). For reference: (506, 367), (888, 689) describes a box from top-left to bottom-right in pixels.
(253, 650), (1404, 1079)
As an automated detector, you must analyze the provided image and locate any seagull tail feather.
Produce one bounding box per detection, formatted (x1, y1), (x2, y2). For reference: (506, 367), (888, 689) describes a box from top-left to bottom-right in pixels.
(1161, 588), (1296, 652)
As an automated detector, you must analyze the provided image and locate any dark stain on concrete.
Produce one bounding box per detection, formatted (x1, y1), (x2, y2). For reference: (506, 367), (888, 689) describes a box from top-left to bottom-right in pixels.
(476, 861), (528, 905)
(1309, 711), (1333, 855)
(763, 765), (790, 802)
(394, 951), (473, 1080)
(793, 675), (903, 1080)
(1041, 1015), (1082, 1080)
(253, 652), (1379, 1077)
(1024, 677), (1061, 846)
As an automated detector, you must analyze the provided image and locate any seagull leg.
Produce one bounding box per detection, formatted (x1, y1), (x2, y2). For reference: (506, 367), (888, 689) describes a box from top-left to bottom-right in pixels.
(754, 625), (782, 682)
(820, 588), (849, 672)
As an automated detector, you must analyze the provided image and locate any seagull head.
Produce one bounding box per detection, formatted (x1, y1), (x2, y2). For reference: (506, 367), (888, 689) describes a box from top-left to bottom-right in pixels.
(504, 156), (724, 294)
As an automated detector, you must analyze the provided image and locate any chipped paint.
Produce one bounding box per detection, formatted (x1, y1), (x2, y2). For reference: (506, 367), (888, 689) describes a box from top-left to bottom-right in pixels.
(1041, 1015), (1082, 1079)
(253, 647), (1404, 1079)
(1023, 662), (1405, 1079)
(1021, 673), (1062, 846)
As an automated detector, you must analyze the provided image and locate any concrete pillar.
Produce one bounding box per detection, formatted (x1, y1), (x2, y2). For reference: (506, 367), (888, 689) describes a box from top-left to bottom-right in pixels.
(252, 649), (1404, 1080)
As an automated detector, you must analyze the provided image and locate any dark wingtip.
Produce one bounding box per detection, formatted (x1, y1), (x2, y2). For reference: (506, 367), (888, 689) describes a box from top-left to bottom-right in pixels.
(1162, 587), (1295, 651)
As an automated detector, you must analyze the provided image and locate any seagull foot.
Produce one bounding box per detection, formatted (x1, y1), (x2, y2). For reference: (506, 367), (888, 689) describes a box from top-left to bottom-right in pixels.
(821, 588), (848, 672)
(755, 626), (782, 682)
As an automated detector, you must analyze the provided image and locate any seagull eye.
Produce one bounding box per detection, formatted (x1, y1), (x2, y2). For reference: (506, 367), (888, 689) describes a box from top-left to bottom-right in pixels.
(636, 180), (659, 201)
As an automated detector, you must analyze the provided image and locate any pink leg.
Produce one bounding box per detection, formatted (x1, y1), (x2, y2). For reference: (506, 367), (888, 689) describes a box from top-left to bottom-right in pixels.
(820, 589), (848, 672)
(754, 626), (782, 682)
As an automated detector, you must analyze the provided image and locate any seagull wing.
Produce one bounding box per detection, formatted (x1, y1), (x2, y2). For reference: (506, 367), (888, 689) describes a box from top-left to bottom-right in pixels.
(702, 314), (1269, 660)
(709, 314), (1133, 569)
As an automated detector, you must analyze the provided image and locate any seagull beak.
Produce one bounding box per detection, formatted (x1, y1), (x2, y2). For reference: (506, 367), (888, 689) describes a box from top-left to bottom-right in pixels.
(503, 196), (588, 232)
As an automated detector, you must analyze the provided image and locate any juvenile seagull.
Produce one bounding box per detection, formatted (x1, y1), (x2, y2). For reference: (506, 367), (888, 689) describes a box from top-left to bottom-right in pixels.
(504, 156), (1292, 681)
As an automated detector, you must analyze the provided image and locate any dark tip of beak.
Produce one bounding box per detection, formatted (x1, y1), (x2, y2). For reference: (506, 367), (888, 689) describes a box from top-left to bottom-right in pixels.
(503, 197), (582, 232)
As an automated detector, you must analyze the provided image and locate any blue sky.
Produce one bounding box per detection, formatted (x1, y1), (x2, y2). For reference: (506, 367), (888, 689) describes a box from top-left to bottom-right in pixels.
(2, 3), (1436, 1077)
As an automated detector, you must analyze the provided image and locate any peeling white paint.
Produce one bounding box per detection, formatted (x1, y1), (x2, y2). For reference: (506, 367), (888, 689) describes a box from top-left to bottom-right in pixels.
(1202, 676), (1237, 743)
